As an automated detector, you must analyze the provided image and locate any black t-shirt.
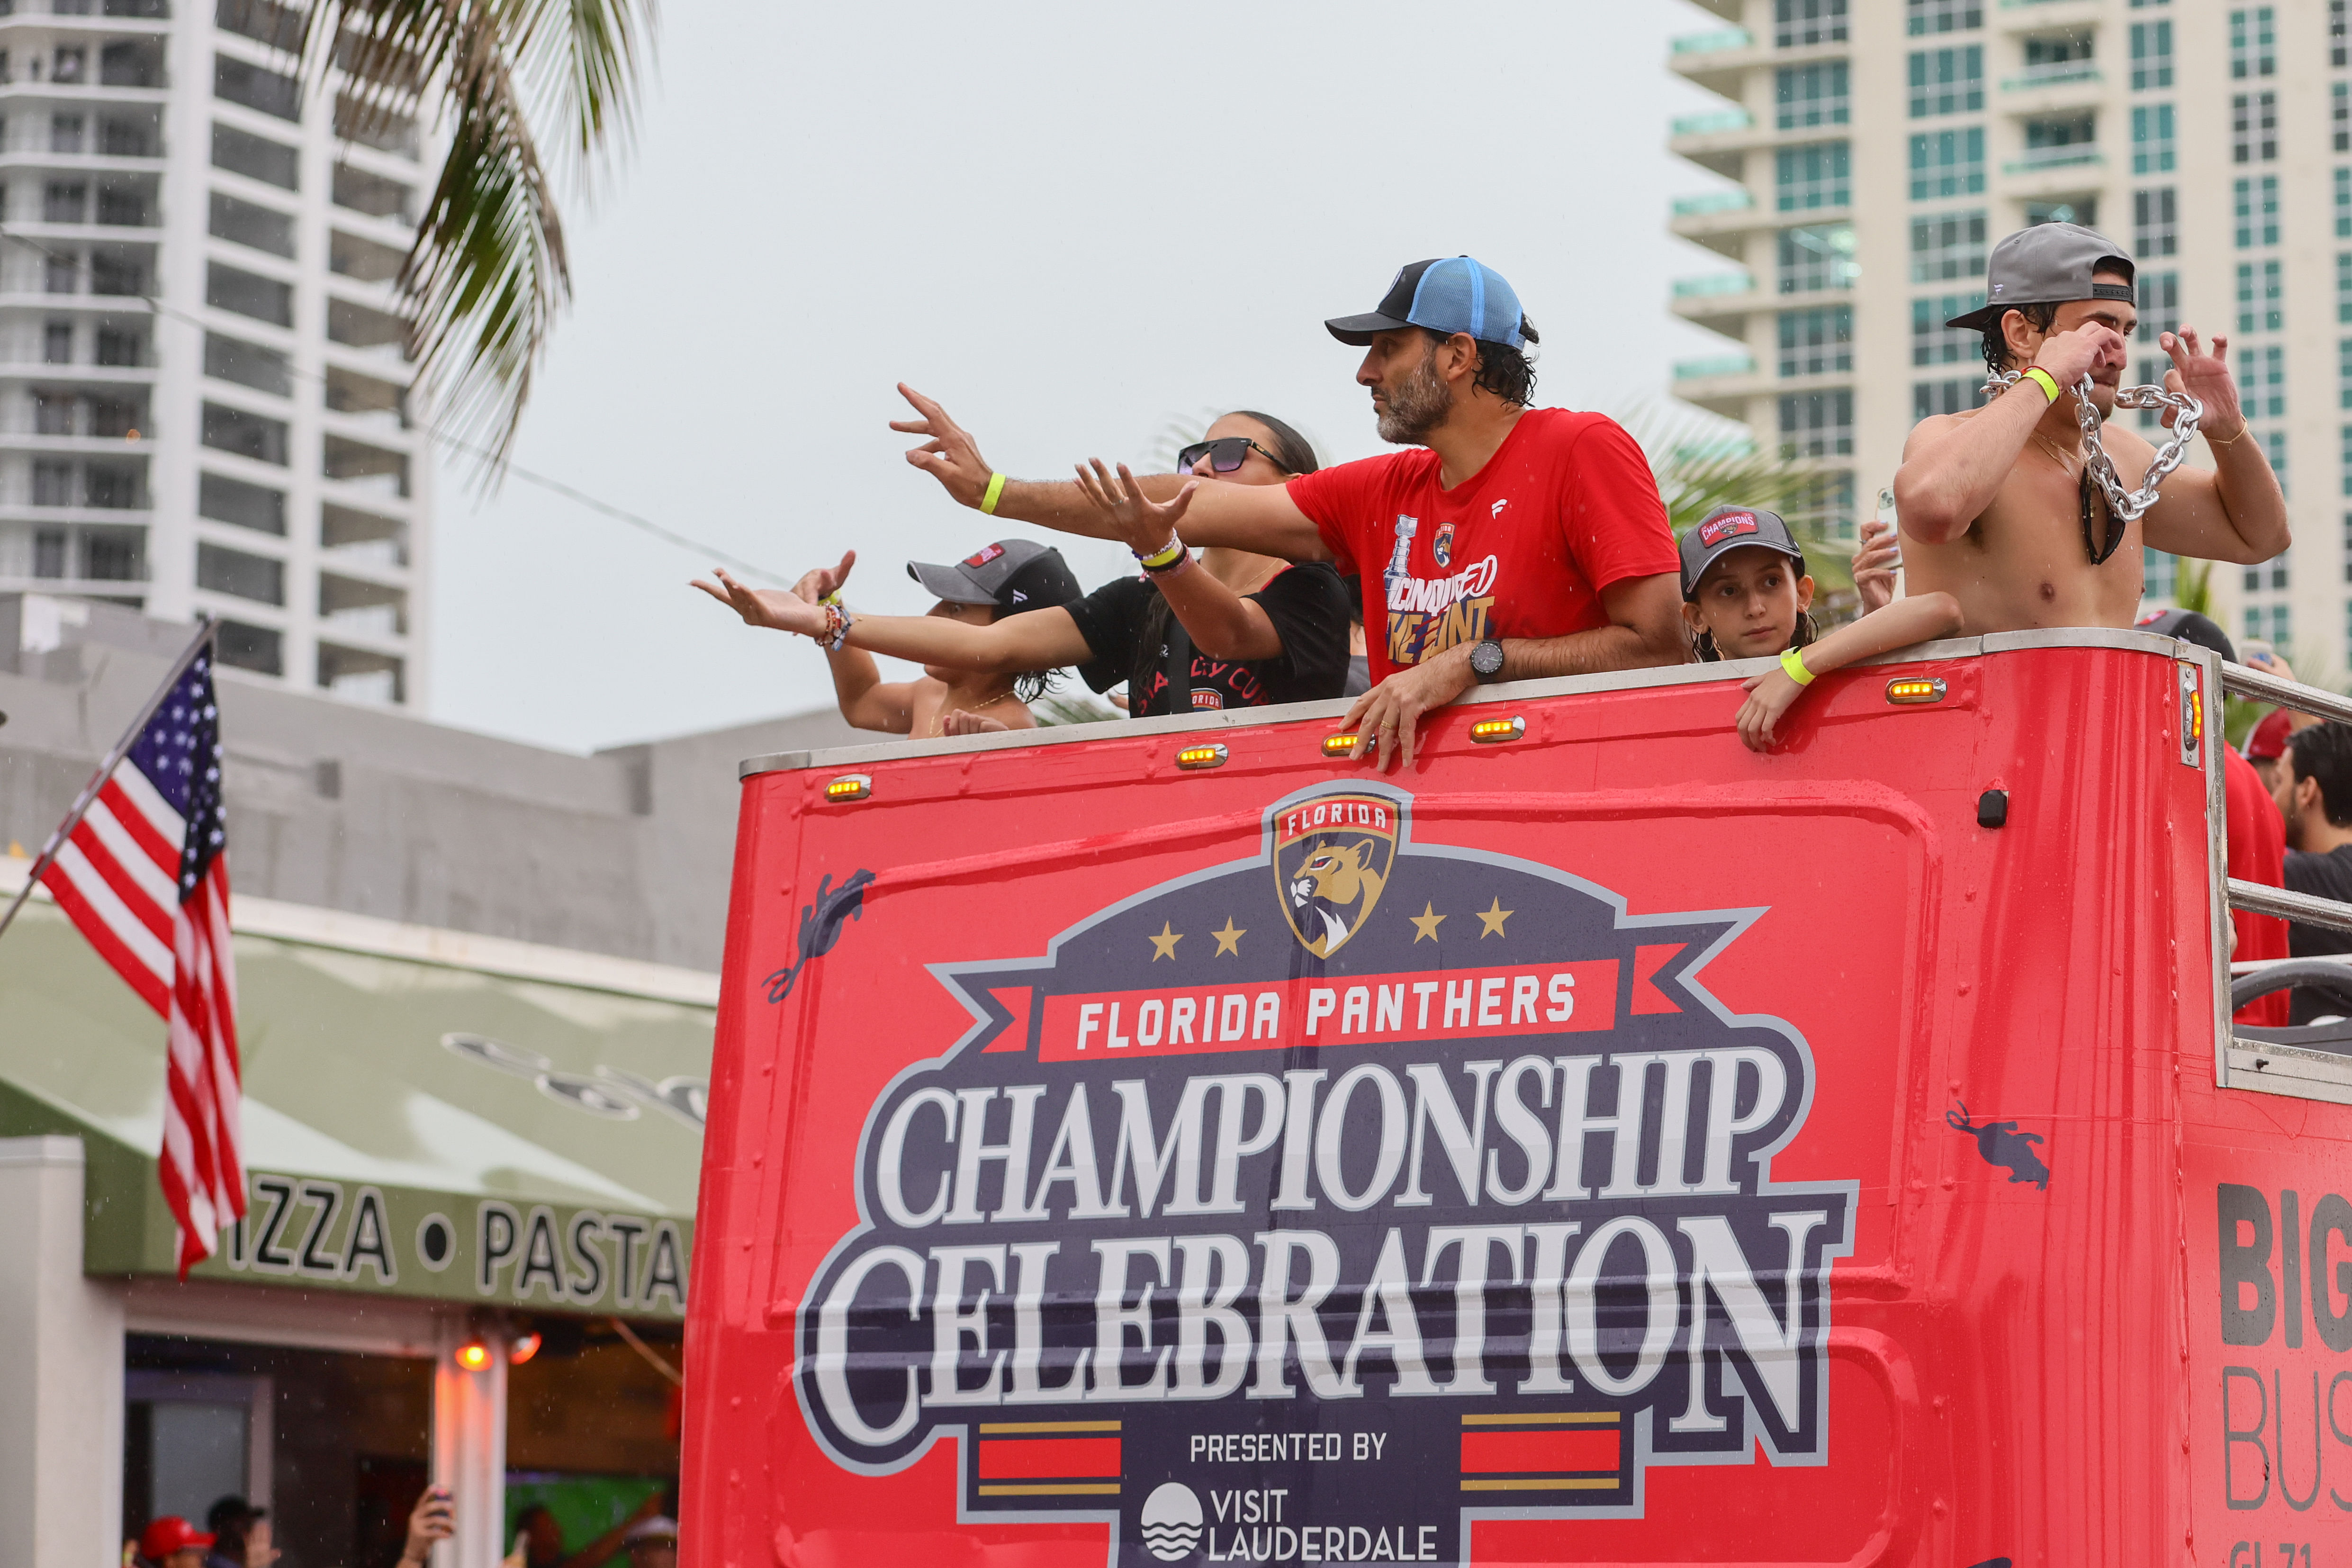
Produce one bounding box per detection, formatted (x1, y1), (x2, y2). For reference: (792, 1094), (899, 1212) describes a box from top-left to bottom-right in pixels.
(1063, 562), (1351, 719)
(2282, 845), (2352, 1021)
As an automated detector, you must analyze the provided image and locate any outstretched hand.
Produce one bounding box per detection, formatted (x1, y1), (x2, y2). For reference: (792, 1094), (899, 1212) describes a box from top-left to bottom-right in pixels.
(1075, 459), (1196, 558)
(791, 549), (856, 607)
(2158, 327), (2244, 440)
(691, 566), (827, 637)
(892, 385), (995, 508)
(1851, 518), (1899, 613)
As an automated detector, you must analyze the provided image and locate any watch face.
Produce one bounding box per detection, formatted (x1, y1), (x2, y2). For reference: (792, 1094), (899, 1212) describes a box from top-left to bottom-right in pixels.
(1472, 640), (1504, 677)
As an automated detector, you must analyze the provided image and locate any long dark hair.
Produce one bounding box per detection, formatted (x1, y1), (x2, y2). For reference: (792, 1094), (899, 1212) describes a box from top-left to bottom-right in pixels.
(1136, 413), (1322, 699)
(1691, 608), (1818, 663)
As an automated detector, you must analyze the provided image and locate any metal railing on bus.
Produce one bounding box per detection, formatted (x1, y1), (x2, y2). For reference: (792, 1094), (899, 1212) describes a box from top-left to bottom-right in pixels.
(2223, 660), (2352, 942)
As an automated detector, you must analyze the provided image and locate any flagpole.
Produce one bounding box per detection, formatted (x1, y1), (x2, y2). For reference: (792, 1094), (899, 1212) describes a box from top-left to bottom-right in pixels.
(0, 617), (216, 945)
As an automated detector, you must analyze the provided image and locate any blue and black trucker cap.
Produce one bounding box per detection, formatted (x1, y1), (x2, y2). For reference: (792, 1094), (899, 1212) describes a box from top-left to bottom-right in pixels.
(1325, 257), (1529, 349)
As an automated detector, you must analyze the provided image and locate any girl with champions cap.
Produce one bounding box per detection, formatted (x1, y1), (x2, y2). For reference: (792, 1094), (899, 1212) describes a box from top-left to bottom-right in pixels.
(1680, 504), (1963, 752)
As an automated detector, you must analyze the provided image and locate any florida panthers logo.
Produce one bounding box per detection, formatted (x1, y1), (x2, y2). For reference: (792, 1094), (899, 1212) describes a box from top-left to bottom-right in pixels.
(1273, 789), (1397, 955)
(1432, 518), (1456, 568)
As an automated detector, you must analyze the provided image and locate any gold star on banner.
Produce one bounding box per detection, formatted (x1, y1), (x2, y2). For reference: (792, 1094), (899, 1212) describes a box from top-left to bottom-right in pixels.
(1149, 921), (1183, 961)
(1212, 918), (1246, 956)
(1410, 902), (1447, 943)
(1478, 898), (1514, 937)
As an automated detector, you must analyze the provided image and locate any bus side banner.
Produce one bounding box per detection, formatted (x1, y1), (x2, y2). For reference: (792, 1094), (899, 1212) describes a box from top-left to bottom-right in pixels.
(791, 780), (1858, 1565)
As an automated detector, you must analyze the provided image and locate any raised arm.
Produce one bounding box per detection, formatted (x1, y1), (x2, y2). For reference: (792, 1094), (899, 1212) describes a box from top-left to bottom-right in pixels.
(2130, 329), (2291, 567)
(1892, 323), (2127, 544)
(694, 563), (1094, 677)
(1732, 591), (1965, 751)
(892, 384), (1333, 562)
(1341, 571), (1687, 771)
(1074, 460), (1284, 660)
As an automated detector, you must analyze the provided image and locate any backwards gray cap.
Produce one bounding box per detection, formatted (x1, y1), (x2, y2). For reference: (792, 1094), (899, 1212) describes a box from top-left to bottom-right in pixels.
(1945, 222), (2135, 331)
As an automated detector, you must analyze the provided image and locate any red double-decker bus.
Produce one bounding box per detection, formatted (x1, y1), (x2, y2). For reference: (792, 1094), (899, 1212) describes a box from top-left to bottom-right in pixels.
(683, 629), (2352, 1567)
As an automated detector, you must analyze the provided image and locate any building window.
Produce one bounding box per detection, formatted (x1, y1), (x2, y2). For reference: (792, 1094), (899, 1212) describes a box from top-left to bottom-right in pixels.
(2230, 8), (2277, 79)
(1911, 210), (1988, 282)
(215, 619), (283, 677)
(2340, 170), (2352, 240)
(2339, 82), (2350, 154)
(1907, 0), (1980, 34)
(1913, 379), (1987, 418)
(198, 471), (286, 536)
(2246, 604), (2292, 646)
(2340, 253), (2352, 322)
(2145, 549), (2176, 600)
(213, 54), (301, 122)
(1777, 143), (1850, 211)
(1775, 0), (1847, 48)
(2263, 430), (2289, 498)
(211, 123), (299, 191)
(1778, 62), (1850, 129)
(196, 541), (285, 606)
(2244, 344), (2287, 419)
(201, 401), (289, 466)
(1778, 307), (1854, 377)
(2129, 19), (2173, 89)
(1778, 224), (1858, 293)
(1909, 127), (1985, 200)
(2239, 259), (2285, 334)
(204, 262), (293, 328)
(2026, 199), (2097, 228)
(1912, 294), (1986, 365)
(2340, 340), (2352, 409)
(2235, 93), (2279, 163)
(2336, 0), (2348, 67)
(1780, 390), (1855, 459)
(1907, 47), (1982, 117)
(203, 332), (292, 397)
(2132, 104), (2174, 174)
(2235, 176), (2280, 249)
(2135, 188), (2177, 257)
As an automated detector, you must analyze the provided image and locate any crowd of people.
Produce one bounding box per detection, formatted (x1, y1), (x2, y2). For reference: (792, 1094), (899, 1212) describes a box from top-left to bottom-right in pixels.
(699, 226), (2285, 767)
(125, 1484), (676, 1568)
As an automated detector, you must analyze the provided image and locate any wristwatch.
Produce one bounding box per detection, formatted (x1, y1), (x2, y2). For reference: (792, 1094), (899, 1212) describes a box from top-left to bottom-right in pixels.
(1469, 639), (1506, 684)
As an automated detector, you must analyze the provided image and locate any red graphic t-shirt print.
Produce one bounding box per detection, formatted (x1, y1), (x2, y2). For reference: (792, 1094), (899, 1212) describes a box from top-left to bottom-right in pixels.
(1283, 409), (1678, 684)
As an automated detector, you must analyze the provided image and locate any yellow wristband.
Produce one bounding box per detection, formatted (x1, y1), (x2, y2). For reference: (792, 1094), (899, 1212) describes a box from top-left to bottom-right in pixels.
(2021, 367), (2061, 404)
(981, 472), (1007, 515)
(1137, 535), (1186, 570)
(1780, 646), (1816, 686)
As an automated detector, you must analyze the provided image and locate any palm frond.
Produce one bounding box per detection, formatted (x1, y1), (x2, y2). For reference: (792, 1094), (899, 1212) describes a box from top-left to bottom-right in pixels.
(1613, 398), (1862, 599)
(306, 0), (653, 478)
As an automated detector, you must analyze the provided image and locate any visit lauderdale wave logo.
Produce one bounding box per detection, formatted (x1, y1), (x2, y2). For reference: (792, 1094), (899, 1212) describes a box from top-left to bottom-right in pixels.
(1139, 1482), (1203, 1561)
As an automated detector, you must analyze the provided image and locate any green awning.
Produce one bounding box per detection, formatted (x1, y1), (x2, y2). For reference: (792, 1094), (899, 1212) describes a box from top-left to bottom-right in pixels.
(0, 899), (711, 1319)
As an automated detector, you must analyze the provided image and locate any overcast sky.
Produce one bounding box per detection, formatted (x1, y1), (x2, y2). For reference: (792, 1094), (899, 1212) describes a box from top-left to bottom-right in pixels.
(427, 0), (1730, 753)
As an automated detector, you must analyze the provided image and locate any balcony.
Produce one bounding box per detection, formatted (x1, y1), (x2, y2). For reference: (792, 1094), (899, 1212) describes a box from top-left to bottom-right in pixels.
(2004, 144), (2103, 175)
(2004, 62), (2099, 91)
(1997, 0), (2101, 32)
(1671, 108), (1750, 138)
(1672, 26), (1750, 54)
(1671, 189), (1753, 218)
(1674, 353), (1755, 382)
(1673, 271), (1754, 298)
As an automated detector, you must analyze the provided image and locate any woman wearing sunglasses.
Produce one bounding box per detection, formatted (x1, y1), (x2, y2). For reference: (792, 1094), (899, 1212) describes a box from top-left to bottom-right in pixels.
(695, 411), (1352, 729)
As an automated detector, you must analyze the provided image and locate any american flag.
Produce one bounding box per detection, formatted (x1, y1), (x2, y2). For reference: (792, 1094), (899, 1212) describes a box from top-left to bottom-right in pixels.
(36, 638), (243, 1274)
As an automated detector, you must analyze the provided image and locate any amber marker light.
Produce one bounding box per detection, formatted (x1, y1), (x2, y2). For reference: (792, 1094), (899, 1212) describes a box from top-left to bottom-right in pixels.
(823, 773), (872, 802)
(1468, 716), (1525, 744)
(1322, 734), (1361, 757)
(454, 1340), (493, 1372)
(1175, 743), (1228, 771)
(509, 1332), (543, 1366)
(1886, 677), (1948, 705)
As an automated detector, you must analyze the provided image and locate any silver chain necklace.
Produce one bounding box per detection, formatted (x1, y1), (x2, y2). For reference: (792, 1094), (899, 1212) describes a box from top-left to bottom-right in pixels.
(1980, 368), (2204, 526)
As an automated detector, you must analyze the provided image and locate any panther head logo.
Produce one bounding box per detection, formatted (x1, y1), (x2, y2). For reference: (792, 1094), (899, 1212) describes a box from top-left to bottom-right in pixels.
(1273, 791), (1399, 957)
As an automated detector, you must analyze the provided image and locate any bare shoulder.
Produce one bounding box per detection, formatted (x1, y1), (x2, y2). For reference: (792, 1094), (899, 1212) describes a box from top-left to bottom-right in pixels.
(2094, 419), (2158, 460)
(1900, 408), (1975, 456)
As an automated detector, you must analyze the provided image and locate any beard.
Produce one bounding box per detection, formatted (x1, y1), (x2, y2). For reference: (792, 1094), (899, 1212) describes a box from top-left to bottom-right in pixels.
(1375, 348), (1454, 445)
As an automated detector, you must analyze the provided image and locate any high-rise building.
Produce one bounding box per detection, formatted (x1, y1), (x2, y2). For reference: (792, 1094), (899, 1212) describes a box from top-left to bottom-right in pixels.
(1667, 0), (2340, 668)
(0, 0), (432, 706)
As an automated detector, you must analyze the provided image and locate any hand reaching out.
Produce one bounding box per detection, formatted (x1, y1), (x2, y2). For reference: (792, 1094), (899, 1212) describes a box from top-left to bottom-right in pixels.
(1074, 459), (1196, 558)
(790, 550), (856, 606)
(891, 385), (996, 509)
(1851, 518), (1899, 613)
(2158, 327), (2244, 440)
(691, 567), (827, 637)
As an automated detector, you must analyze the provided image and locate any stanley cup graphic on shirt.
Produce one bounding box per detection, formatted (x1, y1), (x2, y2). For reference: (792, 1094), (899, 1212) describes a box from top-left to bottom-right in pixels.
(1382, 514), (1418, 606)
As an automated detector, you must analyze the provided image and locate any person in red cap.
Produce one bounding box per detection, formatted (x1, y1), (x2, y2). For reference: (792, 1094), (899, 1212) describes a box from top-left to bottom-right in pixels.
(137, 1517), (214, 1568)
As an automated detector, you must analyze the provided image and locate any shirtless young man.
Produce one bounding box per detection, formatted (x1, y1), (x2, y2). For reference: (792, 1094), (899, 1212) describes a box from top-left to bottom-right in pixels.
(1892, 223), (2289, 630)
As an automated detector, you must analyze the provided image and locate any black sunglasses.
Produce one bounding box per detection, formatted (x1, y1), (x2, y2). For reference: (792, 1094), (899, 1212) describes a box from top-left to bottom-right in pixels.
(1175, 436), (1290, 476)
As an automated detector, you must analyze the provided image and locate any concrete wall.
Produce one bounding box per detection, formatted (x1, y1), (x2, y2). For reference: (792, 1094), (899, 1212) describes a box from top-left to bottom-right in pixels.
(0, 594), (863, 970)
(0, 1136), (126, 1568)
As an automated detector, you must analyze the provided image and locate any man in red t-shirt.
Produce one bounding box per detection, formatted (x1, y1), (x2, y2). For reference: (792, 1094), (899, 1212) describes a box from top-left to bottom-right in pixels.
(892, 256), (1685, 767)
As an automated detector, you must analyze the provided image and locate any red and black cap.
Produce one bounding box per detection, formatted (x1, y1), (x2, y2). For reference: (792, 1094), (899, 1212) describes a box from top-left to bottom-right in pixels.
(906, 539), (1080, 615)
(1678, 505), (1807, 600)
